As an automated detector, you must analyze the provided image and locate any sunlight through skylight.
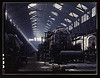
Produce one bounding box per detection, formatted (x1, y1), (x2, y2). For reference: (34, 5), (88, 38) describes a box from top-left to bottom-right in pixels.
(28, 3), (37, 9)
(53, 3), (62, 10)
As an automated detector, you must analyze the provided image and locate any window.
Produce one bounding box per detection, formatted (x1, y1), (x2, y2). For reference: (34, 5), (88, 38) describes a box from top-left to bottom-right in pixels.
(45, 26), (50, 31)
(60, 3), (64, 5)
(77, 3), (88, 11)
(3, 65), (5, 69)
(30, 15), (37, 20)
(81, 4), (88, 10)
(33, 28), (37, 31)
(51, 17), (55, 21)
(45, 27), (49, 30)
(49, 16), (55, 21)
(74, 21), (76, 27)
(74, 20), (79, 28)
(53, 3), (62, 10)
(71, 23), (73, 27)
(81, 14), (90, 23)
(31, 19), (37, 23)
(28, 3), (37, 9)
(84, 14), (87, 22)
(64, 18), (72, 23)
(29, 39), (34, 41)
(47, 23), (51, 26)
(66, 27), (68, 30)
(9, 19), (12, 23)
(29, 11), (37, 15)
(5, 10), (7, 20)
(31, 19), (37, 22)
(69, 25), (73, 30)
(92, 6), (96, 17)
(76, 7), (84, 13)
(81, 15), (85, 23)
(32, 22), (36, 26)
(77, 3), (81, 9)
(32, 26), (37, 28)
(3, 54), (4, 56)
(49, 16), (51, 18)
(86, 14), (89, 20)
(78, 21), (79, 26)
(51, 11), (58, 16)
(84, 14), (90, 21)
(61, 23), (67, 26)
(69, 12), (78, 18)
(48, 20), (53, 24)
(46, 26), (50, 29)
(13, 23), (16, 26)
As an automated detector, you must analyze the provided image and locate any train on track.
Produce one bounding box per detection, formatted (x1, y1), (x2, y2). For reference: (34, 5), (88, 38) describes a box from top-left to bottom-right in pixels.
(37, 27), (96, 64)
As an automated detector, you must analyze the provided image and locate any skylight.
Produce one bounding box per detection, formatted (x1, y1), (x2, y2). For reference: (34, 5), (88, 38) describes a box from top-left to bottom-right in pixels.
(32, 22), (36, 26)
(60, 3), (64, 5)
(45, 28), (48, 31)
(69, 25), (73, 30)
(61, 23), (67, 26)
(51, 17), (55, 21)
(46, 26), (50, 29)
(5, 10), (7, 16)
(31, 19), (37, 23)
(28, 3), (37, 9)
(53, 3), (62, 10)
(76, 8), (84, 13)
(32, 28), (36, 30)
(66, 27), (68, 29)
(69, 12), (78, 18)
(10, 19), (12, 23)
(29, 39), (34, 41)
(64, 18), (72, 23)
(30, 15), (37, 20)
(29, 11), (37, 15)
(87, 11), (90, 14)
(45, 29), (48, 32)
(32, 28), (37, 30)
(49, 16), (51, 18)
(45, 28), (48, 30)
(47, 23), (51, 26)
(5, 10), (7, 20)
(51, 11), (58, 16)
(77, 3), (81, 9)
(32, 26), (37, 28)
(47, 20), (53, 24)
(77, 3), (88, 10)
(13, 23), (16, 26)
(81, 4), (88, 10)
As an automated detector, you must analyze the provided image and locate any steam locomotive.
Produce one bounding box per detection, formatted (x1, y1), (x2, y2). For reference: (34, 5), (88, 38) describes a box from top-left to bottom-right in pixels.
(38, 27), (84, 64)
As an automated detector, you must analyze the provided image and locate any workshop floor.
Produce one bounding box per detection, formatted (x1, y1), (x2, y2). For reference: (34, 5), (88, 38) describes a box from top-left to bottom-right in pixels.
(18, 56), (96, 74)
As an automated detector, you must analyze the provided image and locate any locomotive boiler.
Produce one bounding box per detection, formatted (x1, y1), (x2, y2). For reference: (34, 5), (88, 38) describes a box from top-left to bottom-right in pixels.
(38, 27), (83, 64)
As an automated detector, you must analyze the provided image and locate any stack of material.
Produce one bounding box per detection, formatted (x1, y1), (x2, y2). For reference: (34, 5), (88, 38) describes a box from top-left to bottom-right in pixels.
(52, 64), (60, 71)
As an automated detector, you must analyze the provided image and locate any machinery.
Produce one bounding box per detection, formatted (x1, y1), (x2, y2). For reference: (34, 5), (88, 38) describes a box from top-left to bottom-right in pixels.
(38, 27), (96, 64)
(5, 33), (28, 72)
(38, 27), (83, 64)
(72, 34), (96, 62)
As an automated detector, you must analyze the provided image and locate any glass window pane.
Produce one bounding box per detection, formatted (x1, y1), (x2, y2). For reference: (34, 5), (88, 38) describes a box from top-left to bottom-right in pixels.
(92, 6), (96, 17)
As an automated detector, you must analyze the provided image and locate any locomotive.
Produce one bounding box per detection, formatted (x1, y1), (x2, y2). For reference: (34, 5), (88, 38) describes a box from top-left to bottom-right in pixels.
(38, 27), (83, 64)
(72, 34), (96, 62)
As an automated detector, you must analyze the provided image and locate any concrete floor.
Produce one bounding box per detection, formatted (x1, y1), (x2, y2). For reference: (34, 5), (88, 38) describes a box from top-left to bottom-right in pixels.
(18, 56), (52, 71)
(18, 56), (96, 73)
